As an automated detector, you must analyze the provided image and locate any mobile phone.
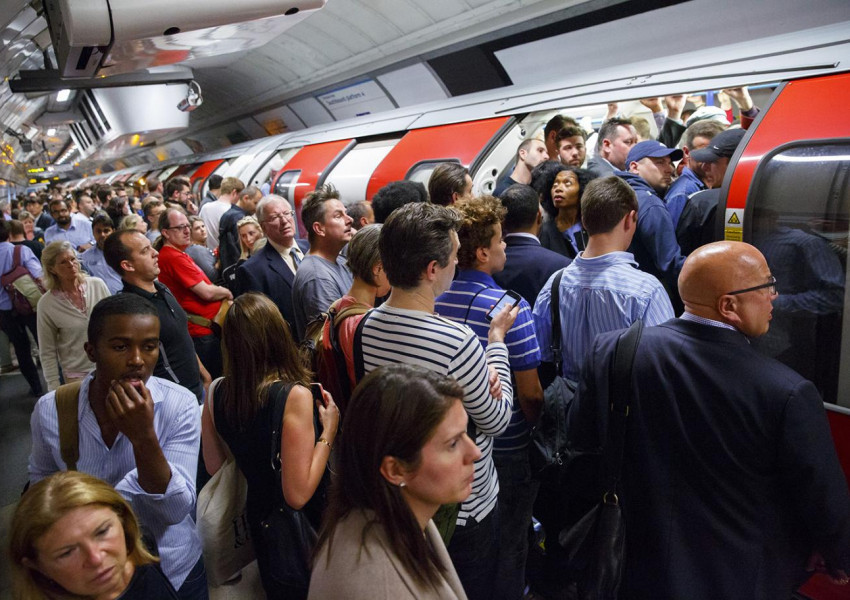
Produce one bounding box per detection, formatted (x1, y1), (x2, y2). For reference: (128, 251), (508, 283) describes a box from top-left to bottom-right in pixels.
(486, 290), (521, 321)
(310, 383), (325, 403)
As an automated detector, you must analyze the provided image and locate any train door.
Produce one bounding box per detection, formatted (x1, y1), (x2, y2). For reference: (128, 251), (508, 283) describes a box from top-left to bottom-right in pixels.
(366, 117), (512, 201)
(323, 137), (401, 203)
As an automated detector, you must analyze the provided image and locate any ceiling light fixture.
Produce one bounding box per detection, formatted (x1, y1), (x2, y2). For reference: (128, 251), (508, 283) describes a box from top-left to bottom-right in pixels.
(56, 89), (71, 102)
(47, 128), (56, 136)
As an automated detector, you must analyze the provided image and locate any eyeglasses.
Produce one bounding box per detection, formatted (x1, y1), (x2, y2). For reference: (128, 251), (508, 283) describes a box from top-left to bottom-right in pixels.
(726, 276), (777, 296)
(263, 211), (295, 223)
(163, 224), (190, 232)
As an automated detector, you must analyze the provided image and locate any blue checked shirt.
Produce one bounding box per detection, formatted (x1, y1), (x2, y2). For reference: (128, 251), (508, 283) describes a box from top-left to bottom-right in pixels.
(533, 251), (674, 381)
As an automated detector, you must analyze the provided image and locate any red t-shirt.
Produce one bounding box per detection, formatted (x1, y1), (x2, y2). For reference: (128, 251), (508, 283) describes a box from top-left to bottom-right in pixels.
(157, 245), (220, 337)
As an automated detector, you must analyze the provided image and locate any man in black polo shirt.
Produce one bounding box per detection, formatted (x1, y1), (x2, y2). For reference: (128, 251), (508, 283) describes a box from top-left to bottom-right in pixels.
(103, 229), (210, 402)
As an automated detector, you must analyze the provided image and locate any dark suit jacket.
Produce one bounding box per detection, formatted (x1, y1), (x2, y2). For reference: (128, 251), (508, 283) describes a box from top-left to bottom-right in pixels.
(234, 239), (309, 329)
(493, 235), (571, 307)
(569, 319), (850, 600)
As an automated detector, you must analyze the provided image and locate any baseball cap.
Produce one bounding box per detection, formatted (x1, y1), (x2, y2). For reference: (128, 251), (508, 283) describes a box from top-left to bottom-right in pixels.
(690, 128), (746, 163)
(684, 105), (731, 128)
(626, 140), (683, 166)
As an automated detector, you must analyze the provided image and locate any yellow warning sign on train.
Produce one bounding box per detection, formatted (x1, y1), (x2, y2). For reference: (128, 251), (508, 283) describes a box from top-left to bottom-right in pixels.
(724, 208), (743, 242)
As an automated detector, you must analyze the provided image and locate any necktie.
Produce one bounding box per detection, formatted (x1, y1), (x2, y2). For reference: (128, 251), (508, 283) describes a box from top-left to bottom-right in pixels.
(289, 247), (302, 271)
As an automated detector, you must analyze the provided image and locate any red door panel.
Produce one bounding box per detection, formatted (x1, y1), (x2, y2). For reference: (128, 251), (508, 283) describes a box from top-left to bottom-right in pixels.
(365, 117), (511, 200)
(727, 73), (850, 212)
(270, 139), (353, 234)
(189, 159), (226, 188)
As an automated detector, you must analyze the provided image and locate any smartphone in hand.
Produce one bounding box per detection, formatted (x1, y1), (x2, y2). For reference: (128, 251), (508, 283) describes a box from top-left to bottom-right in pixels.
(310, 383), (325, 404)
(486, 290), (522, 321)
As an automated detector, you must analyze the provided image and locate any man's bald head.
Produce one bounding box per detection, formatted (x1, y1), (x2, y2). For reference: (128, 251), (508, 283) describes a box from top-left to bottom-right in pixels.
(679, 241), (776, 337)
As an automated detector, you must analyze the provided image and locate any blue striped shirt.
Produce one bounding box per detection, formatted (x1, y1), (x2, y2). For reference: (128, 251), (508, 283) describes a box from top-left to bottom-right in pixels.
(533, 251), (674, 380)
(359, 303), (513, 525)
(28, 375), (202, 590)
(436, 270), (541, 452)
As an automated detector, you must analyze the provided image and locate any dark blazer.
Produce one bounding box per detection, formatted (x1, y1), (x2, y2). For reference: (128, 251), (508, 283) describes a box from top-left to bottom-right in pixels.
(234, 239), (309, 329)
(493, 234), (571, 307)
(568, 318), (850, 600)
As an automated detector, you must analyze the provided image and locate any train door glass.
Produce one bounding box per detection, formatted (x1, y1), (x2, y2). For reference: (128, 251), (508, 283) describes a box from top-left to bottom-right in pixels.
(252, 148), (300, 192)
(746, 141), (850, 404)
(324, 138), (400, 203)
(406, 160), (459, 189)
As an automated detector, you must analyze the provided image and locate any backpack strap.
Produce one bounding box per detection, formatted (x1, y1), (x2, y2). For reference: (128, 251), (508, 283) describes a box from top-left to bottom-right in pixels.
(12, 244), (22, 269)
(352, 309), (374, 384)
(55, 381), (83, 471)
(549, 269), (565, 377)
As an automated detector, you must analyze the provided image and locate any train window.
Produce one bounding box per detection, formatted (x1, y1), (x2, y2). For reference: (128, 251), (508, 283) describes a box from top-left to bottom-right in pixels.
(747, 142), (850, 404)
(406, 160), (460, 188)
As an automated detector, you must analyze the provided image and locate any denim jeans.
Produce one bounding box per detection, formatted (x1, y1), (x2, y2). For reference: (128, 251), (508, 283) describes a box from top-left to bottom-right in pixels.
(493, 449), (540, 600)
(448, 506), (500, 600)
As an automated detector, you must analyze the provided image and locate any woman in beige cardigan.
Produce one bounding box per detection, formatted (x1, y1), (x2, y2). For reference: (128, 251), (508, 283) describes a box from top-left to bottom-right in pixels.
(309, 364), (480, 600)
(37, 241), (110, 391)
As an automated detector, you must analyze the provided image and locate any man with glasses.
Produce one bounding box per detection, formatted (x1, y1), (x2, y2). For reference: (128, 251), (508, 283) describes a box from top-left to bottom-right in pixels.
(156, 208), (232, 379)
(235, 194), (308, 331)
(566, 240), (850, 599)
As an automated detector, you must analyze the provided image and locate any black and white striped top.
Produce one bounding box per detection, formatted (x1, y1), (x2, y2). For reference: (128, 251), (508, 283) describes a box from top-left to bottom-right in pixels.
(359, 303), (513, 525)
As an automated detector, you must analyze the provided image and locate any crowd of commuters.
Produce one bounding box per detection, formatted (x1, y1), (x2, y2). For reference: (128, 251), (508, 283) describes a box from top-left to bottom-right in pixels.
(2, 88), (849, 600)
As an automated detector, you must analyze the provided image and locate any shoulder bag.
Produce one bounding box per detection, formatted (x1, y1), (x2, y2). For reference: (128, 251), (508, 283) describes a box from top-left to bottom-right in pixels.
(530, 269), (577, 478)
(558, 319), (644, 600)
(196, 378), (255, 587)
(255, 382), (317, 597)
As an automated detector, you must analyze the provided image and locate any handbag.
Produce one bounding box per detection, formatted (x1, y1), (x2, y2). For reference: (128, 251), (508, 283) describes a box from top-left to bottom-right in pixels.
(254, 382), (317, 596)
(197, 378), (255, 587)
(530, 269), (577, 478)
(558, 319), (644, 600)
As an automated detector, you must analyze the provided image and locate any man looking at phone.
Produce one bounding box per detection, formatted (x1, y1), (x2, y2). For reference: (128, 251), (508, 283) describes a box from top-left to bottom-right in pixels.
(435, 194), (542, 600)
(533, 176), (674, 382)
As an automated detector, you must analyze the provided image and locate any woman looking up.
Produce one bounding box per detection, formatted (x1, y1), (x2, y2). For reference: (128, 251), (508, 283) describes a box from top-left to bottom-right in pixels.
(531, 160), (595, 259)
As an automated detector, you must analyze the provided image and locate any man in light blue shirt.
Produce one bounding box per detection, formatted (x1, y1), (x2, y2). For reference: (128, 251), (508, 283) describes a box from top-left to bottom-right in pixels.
(534, 176), (674, 381)
(43, 198), (94, 252)
(28, 294), (207, 599)
(80, 213), (122, 294)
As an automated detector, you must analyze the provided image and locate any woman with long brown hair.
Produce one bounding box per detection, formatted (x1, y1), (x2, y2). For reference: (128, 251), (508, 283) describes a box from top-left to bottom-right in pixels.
(201, 292), (339, 599)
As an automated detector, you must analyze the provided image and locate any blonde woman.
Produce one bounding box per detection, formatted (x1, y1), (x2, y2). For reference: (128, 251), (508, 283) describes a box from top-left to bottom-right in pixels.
(119, 213), (148, 234)
(9, 471), (179, 599)
(37, 241), (110, 391)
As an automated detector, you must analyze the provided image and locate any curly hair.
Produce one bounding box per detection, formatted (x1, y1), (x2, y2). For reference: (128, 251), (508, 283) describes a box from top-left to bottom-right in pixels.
(452, 195), (506, 270)
(531, 161), (595, 219)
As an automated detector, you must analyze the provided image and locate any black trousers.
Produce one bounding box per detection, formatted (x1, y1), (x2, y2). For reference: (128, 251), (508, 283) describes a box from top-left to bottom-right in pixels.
(0, 309), (42, 394)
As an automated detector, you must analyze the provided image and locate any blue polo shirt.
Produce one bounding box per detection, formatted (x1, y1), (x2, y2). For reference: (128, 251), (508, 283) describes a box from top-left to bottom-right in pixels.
(435, 269), (541, 451)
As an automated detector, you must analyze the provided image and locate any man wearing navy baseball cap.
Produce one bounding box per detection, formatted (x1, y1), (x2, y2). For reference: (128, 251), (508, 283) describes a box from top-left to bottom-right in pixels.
(618, 140), (686, 309)
(689, 128), (747, 189)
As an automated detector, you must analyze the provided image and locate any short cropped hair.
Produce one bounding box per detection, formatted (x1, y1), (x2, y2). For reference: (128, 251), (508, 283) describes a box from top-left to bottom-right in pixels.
(7, 219), (24, 237)
(165, 178), (188, 200)
(87, 293), (158, 345)
(453, 196), (506, 270)
(95, 185), (113, 205)
(500, 184), (540, 233)
(103, 229), (139, 274)
(379, 203), (460, 289)
(581, 176), (639, 236)
(207, 174), (223, 191)
(91, 212), (114, 230)
(544, 114), (579, 141)
(220, 177), (245, 196)
(346, 201), (372, 229)
(681, 119), (726, 150)
(346, 224), (382, 285)
(557, 125), (587, 142)
(238, 185), (261, 202)
(146, 177), (161, 193)
(427, 163), (468, 206)
(301, 184), (340, 243)
(143, 199), (163, 221)
(371, 181), (427, 223)
(595, 117), (634, 152)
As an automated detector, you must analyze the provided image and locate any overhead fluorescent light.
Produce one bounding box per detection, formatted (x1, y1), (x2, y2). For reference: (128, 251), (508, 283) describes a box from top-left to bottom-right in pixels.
(47, 128), (56, 136)
(56, 89), (71, 102)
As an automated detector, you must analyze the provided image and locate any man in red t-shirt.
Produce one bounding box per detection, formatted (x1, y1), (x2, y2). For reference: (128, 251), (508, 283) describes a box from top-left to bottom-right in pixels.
(157, 207), (232, 378)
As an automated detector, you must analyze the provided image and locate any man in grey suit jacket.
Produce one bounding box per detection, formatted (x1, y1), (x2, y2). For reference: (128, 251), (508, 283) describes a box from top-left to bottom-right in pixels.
(235, 195), (308, 330)
(568, 241), (850, 599)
